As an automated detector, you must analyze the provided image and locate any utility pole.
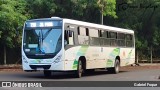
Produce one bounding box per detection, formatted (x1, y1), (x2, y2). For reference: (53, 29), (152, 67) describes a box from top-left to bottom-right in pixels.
(98, 0), (104, 25)
(150, 46), (153, 63)
(101, 5), (104, 25)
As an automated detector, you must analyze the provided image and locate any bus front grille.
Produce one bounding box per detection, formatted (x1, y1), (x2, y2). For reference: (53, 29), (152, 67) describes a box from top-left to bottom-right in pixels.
(29, 65), (51, 70)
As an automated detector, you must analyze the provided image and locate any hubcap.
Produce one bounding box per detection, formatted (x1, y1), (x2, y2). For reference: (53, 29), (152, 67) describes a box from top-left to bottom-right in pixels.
(115, 60), (119, 73)
(78, 61), (83, 76)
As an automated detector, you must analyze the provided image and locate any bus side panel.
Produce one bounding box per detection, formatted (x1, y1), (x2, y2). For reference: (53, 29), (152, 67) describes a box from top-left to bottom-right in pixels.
(64, 46), (81, 70)
(84, 47), (119, 69)
(64, 46), (135, 70)
(85, 46), (107, 69)
(85, 47), (135, 68)
(102, 47), (135, 67)
(119, 48), (135, 66)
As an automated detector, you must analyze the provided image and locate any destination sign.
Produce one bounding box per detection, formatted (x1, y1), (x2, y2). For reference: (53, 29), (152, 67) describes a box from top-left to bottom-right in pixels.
(25, 20), (62, 28)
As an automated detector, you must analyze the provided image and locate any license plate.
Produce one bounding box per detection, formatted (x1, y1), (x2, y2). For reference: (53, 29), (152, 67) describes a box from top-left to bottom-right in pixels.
(36, 68), (44, 70)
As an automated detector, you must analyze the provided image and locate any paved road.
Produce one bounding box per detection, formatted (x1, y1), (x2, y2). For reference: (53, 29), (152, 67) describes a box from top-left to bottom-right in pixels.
(0, 68), (160, 90)
(0, 68), (159, 81)
(1, 87), (160, 90)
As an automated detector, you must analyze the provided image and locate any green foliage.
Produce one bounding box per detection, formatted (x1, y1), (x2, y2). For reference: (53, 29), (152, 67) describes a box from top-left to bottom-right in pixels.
(71, 0), (117, 19)
(0, 31), (2, 38)
(97, 0), (117, 18)
(26, 0), (57, 18)
(0, 0), (28, 48)
(1, 0), (160, 63)
(115, 0), (160, 49)
(1, 0), (160, 49)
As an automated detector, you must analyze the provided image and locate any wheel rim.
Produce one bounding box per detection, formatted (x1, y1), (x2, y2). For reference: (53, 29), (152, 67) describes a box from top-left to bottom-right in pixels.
(78, 61), (83, 77)
(115, 60), (119, 73)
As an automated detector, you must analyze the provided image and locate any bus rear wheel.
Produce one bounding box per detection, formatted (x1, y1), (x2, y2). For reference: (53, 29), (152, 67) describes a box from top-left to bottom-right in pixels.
(75, 60), (83, 78)
(107, 59), (120, 74)
(44, 70), (51, 77)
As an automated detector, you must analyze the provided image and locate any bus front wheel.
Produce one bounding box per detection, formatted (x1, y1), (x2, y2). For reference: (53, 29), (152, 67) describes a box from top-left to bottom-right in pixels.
(75, 60), (83, 78)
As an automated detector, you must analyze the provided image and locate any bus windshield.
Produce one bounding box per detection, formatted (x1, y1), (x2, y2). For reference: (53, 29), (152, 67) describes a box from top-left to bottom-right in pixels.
(23, 28), (62, 59)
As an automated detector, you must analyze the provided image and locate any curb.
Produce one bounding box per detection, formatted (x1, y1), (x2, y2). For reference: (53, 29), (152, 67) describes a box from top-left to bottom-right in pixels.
(138, 63), (160, 66)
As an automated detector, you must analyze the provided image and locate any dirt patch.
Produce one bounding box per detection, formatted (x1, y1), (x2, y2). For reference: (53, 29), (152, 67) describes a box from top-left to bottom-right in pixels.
(0, 69), (22, 72)
(0, 64), (22, 72)
(120, 64), (160, 71)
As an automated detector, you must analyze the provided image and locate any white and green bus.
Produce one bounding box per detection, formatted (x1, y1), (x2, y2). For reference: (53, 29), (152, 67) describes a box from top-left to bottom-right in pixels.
(22, 17), (135, 78)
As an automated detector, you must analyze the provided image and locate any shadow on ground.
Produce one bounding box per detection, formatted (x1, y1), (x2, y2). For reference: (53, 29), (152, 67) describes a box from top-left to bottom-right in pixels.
(24, 70), (128, 80)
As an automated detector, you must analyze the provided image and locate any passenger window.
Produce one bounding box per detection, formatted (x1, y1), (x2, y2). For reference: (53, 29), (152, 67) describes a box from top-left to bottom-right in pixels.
(64, 30), (74, 45)
(101, 30), (107, 38)
(126, 34), (133, 47)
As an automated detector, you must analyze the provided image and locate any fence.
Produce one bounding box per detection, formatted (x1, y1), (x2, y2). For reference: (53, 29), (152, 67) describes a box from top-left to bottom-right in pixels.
(137, 48), (160, 63)
(0, 46), (21, 65)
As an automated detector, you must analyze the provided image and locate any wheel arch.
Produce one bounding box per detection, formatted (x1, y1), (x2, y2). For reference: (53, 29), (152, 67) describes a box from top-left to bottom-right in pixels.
(115, 56), (120, 64)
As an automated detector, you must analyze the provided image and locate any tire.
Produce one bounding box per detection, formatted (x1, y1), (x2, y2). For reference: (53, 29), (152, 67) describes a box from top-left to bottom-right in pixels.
(75, 60), (83, 78)
(44, 70), (52, 77)
(107, 59), (120, 74)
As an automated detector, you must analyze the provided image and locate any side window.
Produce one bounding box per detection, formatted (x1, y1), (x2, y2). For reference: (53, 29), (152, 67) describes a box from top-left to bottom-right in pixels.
(109, 32), (117, 39)
(126, 34), (133, 47)
(79, 27), (86, 36)
(101, 30), (107, 38)
(99, 30), (110, 46)
(86, 28), (89, 36)
(64, 30), (74, 45)
(118, 33), (125, 39)
(109, 32), (117, 46)
(89, 29), (100, 45)
(78, 27), (89, 45)
(89, 29), (99, 37)
(117, 33), (125, 46)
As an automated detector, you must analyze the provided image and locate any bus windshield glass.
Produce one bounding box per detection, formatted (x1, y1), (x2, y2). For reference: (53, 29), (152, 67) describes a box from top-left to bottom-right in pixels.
(23, 27), (62, 59)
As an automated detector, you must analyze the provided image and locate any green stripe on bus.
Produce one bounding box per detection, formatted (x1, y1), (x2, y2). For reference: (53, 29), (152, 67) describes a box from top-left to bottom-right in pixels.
(72, 46), (89, 70)
(107, 48), (120, 67)
(125, 49), (133, 65)
(107, 59), (113, 67)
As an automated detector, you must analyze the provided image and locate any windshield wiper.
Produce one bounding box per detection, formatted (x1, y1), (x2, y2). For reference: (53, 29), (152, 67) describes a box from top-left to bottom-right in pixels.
(36, 28), (53, 54)
(37, 31), (45, 54)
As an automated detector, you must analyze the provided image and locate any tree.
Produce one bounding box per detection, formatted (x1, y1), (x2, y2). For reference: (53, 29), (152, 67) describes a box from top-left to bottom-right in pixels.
(70, 0), (117, 24)
(97, 0), (117, 24)
(26, 0), (117, 24)
(26, 0), (57, 18)
(0, 0), (28, 64)
(114, 0), (160, 60)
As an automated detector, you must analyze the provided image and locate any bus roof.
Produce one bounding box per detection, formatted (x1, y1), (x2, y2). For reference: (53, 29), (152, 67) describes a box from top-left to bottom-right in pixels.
(26, 17), (62, 22)
(63, 18), (134, 34)
(26, 17), (134, 34)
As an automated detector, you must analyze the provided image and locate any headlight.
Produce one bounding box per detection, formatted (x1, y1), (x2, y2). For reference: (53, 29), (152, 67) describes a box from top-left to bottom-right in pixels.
(53, 55), (62, 64)
(22, 55), (28, 63)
